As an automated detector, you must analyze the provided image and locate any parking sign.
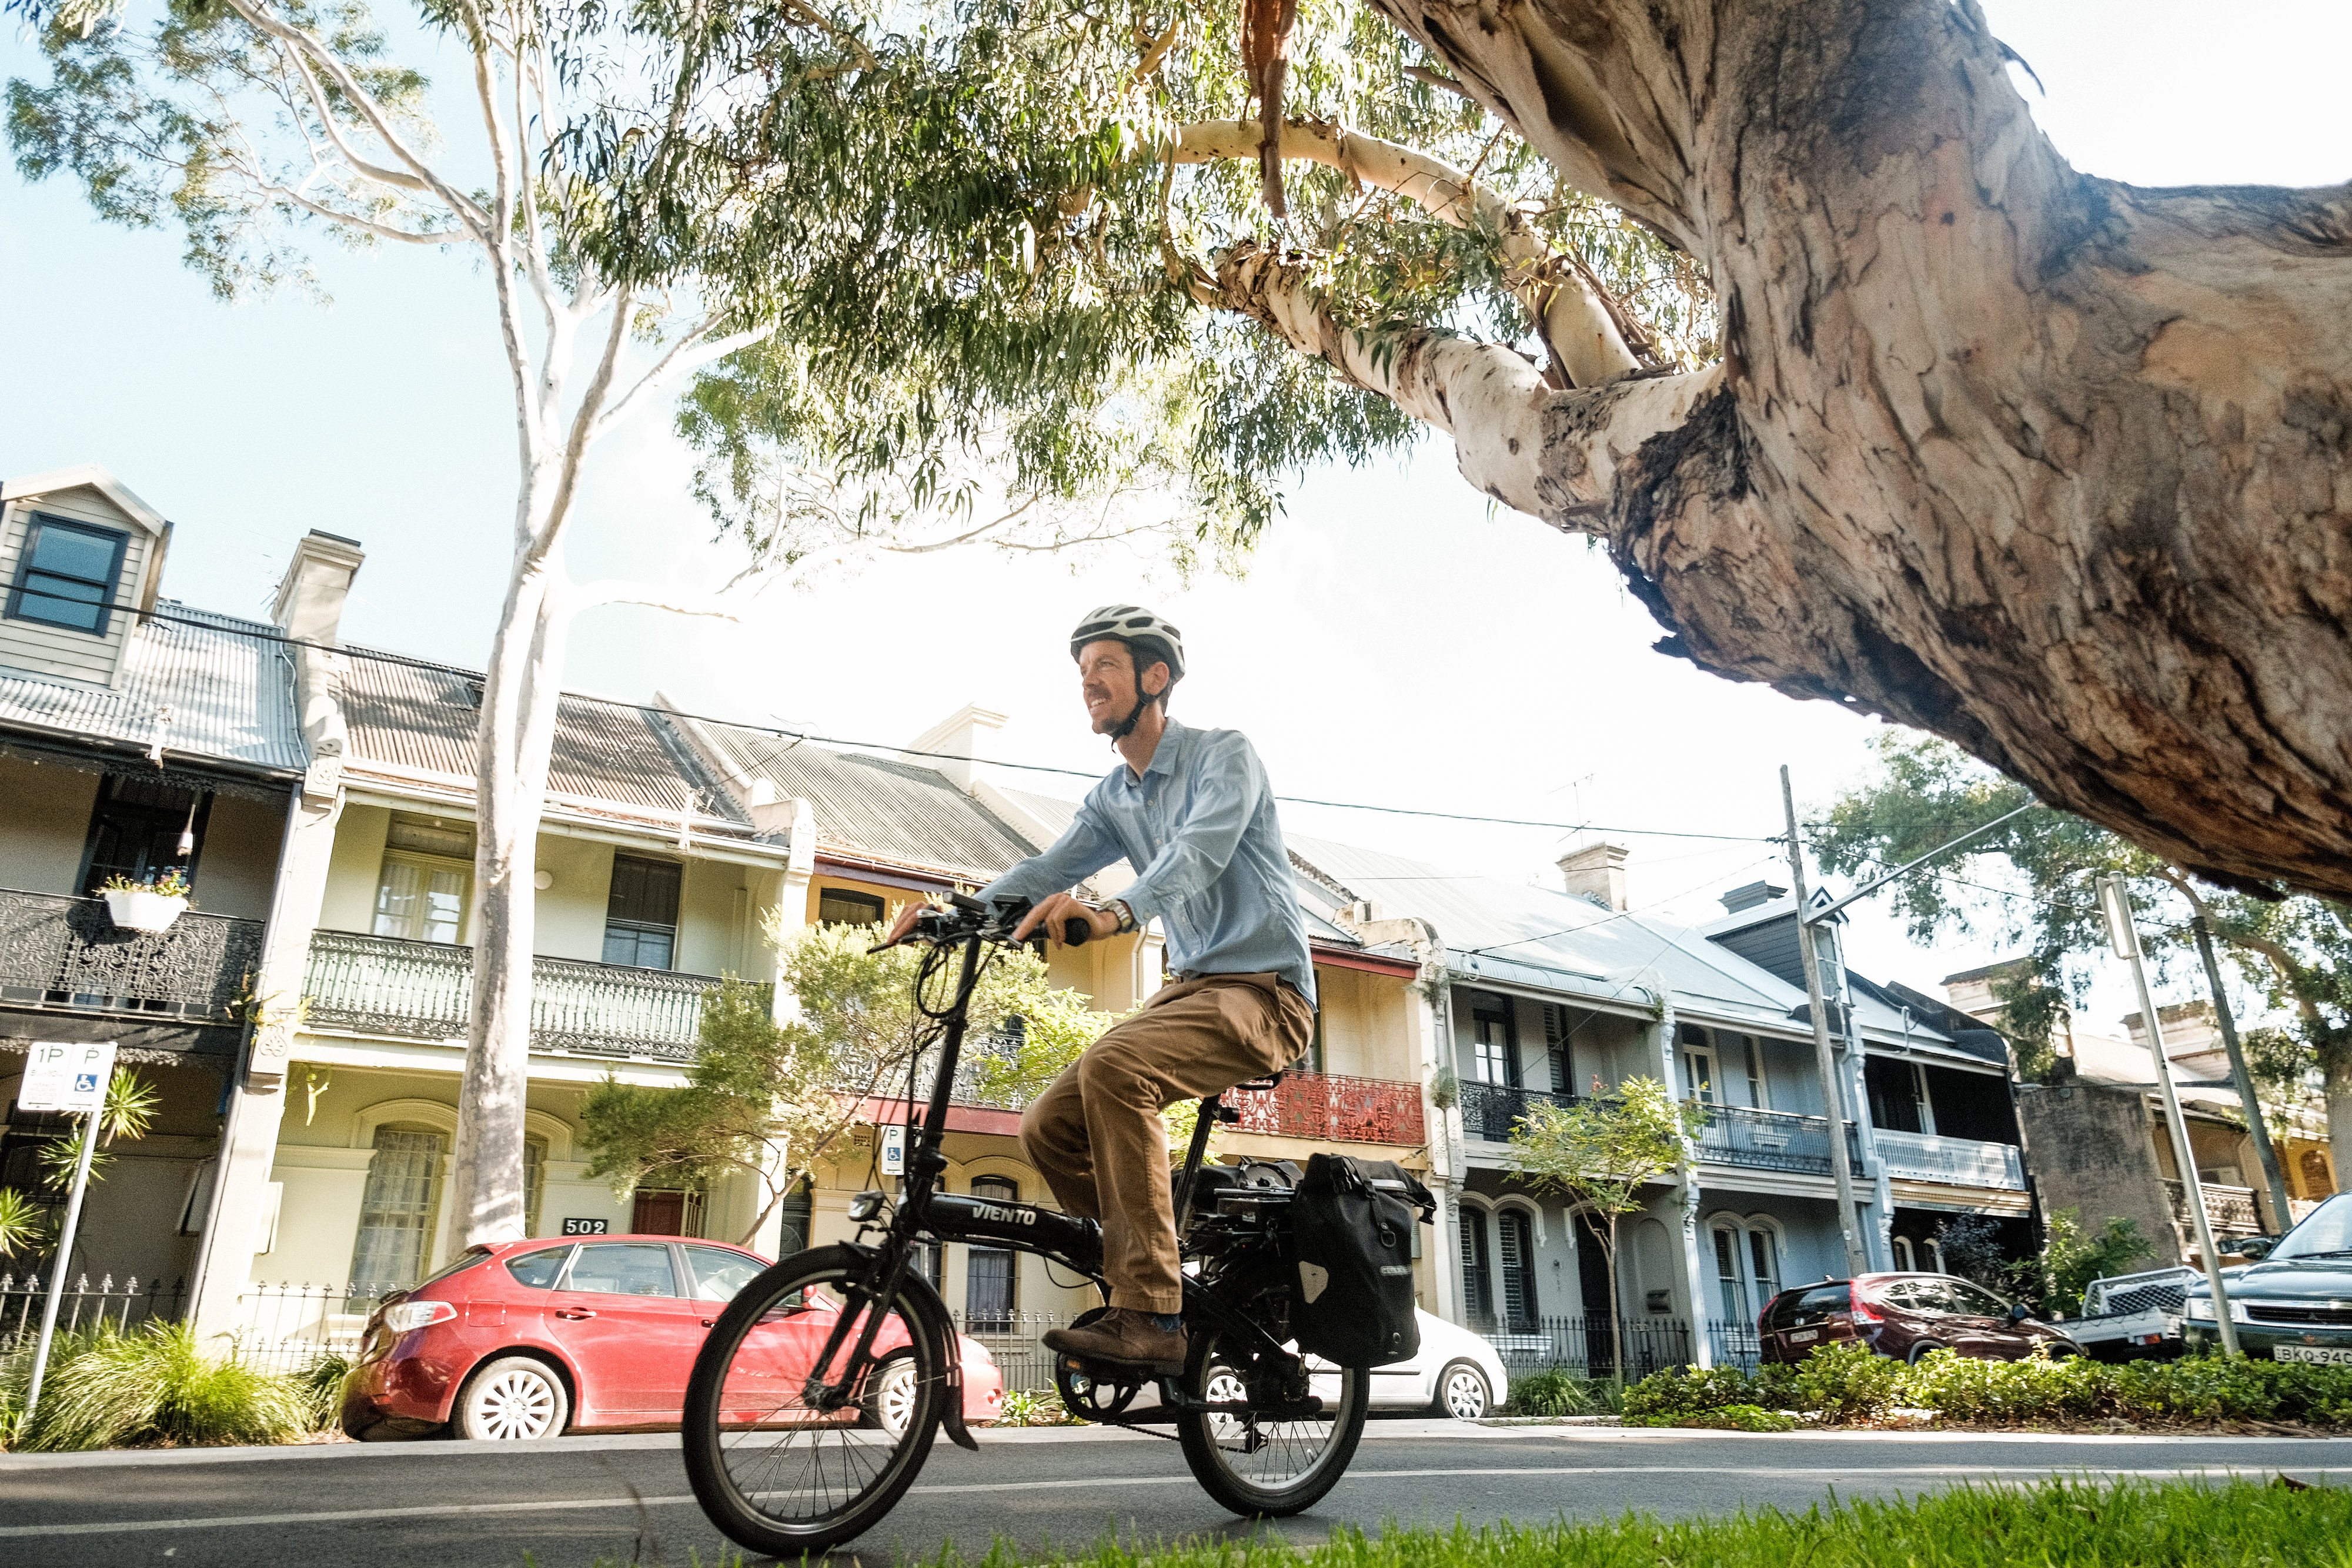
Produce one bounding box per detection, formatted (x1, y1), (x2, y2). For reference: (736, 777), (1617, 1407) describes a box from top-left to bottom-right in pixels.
(18, 1041), (115, 1114)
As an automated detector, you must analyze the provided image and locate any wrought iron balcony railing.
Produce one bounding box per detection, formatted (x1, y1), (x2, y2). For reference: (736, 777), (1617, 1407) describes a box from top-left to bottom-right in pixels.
(1456, 1080), (1581, 1144)
(1870, 1127), (2027, 1189)
(1225, 1069), (1427, 1147)
(304, 930), (727, 1061)
(2164, 1178), (2263, 1234)
(1692, 1102), (1864, 1177)
(0, 887), (262, 1024)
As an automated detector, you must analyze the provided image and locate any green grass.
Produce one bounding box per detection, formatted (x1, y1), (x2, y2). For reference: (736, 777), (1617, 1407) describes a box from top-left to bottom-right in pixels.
(587, 1478), (2352, 1568)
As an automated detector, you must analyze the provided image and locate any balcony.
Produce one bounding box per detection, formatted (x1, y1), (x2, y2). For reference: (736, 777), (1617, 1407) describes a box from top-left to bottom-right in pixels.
(1872, 1128), (2027, 1189)
(0, 887), (263, 1024)
(1227, 1070), (1426, 1147)
(1693, 1103), (1863, 1177)
(1456, 1081), (1581, 1144)
(303, 930), (726, 1061)
(2165, 1178), (2263, 1235)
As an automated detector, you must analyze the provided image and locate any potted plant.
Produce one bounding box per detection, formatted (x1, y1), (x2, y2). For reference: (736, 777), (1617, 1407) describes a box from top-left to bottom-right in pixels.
(101, 869), (191, 933)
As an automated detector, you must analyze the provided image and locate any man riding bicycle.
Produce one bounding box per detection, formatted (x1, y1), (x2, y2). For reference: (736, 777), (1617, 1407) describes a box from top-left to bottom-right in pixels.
(883, 605), (1314, 1375)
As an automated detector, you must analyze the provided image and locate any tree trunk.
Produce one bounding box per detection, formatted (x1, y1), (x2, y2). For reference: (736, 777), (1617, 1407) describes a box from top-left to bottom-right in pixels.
(449, 539), (573, 1248)
(2325, 1047), (2352, 1190)
(1319, 0), (2352, 898)
(1602, 1213), (1625, 1388)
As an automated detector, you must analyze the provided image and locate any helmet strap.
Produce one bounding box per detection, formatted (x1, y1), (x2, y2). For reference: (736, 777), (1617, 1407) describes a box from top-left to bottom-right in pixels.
(1107, 656), (1167, 744)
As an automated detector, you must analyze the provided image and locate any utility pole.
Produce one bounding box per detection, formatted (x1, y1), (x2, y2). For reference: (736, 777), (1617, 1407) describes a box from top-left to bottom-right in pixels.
(2100, 875), (2240, 1356)
(2190, 914), (2296, 1235)
(1782, 767), (1870, 1278)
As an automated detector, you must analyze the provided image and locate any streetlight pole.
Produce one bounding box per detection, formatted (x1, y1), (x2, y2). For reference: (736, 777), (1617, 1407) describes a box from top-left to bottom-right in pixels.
(2099, 875), (2240, 1356)
(1782, 767), (1870, 1278)
(2190, 914), (2296, 1233)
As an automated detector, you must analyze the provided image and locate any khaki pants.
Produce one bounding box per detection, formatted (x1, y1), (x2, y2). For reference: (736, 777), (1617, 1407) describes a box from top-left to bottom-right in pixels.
(1019, 972), (1314, 1313)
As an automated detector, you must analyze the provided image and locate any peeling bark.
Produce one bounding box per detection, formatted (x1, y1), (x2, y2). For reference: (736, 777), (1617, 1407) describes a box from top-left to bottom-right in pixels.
(1319, 0), (2352, 898)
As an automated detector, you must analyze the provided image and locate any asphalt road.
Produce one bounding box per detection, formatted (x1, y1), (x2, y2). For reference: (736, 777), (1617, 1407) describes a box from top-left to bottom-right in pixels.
(5, 1420), (2349, 1568)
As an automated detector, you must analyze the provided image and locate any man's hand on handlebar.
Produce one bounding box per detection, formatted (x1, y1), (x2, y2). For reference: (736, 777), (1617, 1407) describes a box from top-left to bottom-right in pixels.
(881, 900), (930, 948)
(1011, 891), (1118, 948)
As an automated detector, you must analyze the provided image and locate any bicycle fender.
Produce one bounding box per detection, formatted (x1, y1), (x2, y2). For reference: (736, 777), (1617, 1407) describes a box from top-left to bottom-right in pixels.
(896, 1269), (977, 1452)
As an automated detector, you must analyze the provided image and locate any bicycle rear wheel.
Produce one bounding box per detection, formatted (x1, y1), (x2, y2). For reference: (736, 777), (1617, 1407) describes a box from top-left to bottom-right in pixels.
(681, 1244), (947, 1557)
(1174, 1309), (1368, 1517)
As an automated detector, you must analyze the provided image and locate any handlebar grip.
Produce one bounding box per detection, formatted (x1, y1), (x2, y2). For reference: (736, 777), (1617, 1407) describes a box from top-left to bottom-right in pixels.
(1061, 917), (1091, 947)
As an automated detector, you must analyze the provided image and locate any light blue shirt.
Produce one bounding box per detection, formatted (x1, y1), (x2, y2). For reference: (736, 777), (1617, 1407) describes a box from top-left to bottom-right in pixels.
(980, 719), (1317, 1004)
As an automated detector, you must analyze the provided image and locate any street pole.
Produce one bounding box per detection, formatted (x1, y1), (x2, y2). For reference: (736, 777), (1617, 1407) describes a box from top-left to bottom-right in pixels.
(25, 1101), (105, 1417)
(2190, 915), (2296, 1234)
(2099, 875), (2240, 1356)
(1782, 766), (1870, 1278)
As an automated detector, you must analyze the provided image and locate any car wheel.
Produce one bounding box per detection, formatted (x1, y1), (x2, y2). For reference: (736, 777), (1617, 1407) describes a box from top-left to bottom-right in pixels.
(1905, 1342), (1944, 1366)
(1432, 1360), (1491, 1421)
(860, 1350), (920, 1440)
(453, 1356), (570, 1440)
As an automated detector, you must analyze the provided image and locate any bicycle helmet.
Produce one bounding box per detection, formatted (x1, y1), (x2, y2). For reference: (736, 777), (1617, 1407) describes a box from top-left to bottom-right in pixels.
(1071, 605), (1185, 740)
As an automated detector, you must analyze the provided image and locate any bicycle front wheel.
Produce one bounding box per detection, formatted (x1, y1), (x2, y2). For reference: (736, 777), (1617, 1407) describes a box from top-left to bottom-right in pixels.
(681, 1244), (947, 1557)
(1174, 1312), (1368, 1517)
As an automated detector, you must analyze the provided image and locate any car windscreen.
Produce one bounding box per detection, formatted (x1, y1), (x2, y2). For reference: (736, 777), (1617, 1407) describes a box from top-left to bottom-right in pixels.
(1764, 1283), (1848, 1328)
(2270, 1193), (2352, 1260)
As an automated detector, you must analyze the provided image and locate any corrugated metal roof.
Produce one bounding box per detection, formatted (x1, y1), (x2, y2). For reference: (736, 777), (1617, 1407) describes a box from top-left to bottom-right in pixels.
(686, 722), (1047, 881)
(1287, 834), (1949, 1045)
(0, 601), (305, 773)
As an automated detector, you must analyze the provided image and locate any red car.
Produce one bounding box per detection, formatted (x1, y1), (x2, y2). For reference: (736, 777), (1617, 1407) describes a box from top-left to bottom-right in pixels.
(340, 1235), (1003, 1440)
(1758, 1272), (2082, 1366)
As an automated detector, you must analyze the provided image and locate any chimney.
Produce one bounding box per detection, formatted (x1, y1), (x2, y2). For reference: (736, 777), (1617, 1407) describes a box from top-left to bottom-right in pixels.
(272, 530), (364, 803)
(1719, 880), (1788, 915)
(1558, 842), (1630, 911)
(900, 703), (1007, 793)
(2123, 1000), (2217, 1058)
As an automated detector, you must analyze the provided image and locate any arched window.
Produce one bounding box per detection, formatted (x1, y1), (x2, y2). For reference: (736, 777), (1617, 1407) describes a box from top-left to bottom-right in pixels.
(1496, 1209), (1539, 1330)
(2303, 1148), (2336, 1198)
(1891, 1235), (1916, 1271)
(349, 1124), (444, 1295)
(1707, 1216), (1785, 1328)
(965, 1175), (1020, 1330)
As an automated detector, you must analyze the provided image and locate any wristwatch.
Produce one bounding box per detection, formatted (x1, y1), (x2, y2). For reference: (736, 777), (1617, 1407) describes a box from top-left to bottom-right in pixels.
(1104, 898), (1140, 935)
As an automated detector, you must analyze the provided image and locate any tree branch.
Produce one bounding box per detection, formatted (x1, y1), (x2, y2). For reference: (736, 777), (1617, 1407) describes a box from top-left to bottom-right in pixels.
(570, 580), (740, 619)
(273, 38), (432, 198)
(592, 323), (774, 446)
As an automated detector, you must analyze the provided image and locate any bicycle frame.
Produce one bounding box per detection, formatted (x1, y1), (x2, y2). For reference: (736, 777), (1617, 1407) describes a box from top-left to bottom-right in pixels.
(798, 911), (1304, 1444)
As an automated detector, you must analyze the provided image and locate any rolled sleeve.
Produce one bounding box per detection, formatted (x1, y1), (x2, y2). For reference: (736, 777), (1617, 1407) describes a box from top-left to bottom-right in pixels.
(1118, 734), (1264, 928)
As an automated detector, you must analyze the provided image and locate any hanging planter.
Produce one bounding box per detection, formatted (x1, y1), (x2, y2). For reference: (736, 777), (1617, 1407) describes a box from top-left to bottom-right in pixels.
(101, 871), (191, 934)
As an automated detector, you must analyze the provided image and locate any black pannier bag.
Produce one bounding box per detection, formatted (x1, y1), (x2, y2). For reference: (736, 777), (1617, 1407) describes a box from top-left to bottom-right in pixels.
(1287, 1153), (1434, 1368)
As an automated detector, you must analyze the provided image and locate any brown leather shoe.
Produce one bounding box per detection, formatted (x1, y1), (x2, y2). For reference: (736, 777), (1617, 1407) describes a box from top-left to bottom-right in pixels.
(1043, 1308), (1187, 1373)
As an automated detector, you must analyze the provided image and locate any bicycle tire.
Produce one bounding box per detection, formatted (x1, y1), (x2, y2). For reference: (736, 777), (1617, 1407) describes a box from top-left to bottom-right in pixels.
(1174, 1311), (1368, 1517)
(681, 1245), (947, 1557)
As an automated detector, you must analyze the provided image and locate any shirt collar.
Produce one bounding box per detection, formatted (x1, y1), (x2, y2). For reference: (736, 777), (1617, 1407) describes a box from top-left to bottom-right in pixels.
(1118, 717), (1185, 789)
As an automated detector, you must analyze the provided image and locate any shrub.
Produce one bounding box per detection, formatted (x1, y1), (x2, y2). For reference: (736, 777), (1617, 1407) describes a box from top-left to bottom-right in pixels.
(995, 1388), (1077, 1427)
(19, 1322), (310, 1450)
(1504, 1368), (1595, 1417)
(1677, 1403), (1798, 1432)
(1622, 1362), (1764, 1419)
(1791, 1342), (1902, 1423)
(296, 1352), (352, 1431)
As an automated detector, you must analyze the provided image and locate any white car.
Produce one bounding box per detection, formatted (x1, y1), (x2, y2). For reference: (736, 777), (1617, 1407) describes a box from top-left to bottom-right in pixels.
(1308, 1308), (1512, 1419)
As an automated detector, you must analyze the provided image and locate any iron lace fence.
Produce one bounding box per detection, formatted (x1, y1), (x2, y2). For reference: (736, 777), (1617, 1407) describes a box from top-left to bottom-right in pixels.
(1457, 1082), (1582, 1144)
(1707, 1318), (1763, 1370)
(0, 1272), (187, 1350)
(1472, 1315), (1695, 1382)
(948, 1309), (1075, 1394)
(225, 1282), (414, 1373)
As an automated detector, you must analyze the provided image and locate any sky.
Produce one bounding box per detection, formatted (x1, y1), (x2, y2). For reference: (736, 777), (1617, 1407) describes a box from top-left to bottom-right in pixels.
(2, 2), (2346, 1034)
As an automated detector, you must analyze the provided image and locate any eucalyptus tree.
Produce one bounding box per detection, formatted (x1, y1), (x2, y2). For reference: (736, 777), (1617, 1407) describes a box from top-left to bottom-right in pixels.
(677, 1), (2352, 905)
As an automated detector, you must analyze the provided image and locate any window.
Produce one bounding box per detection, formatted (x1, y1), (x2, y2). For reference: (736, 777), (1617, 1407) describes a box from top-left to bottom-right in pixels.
(1708, 1218), (1782, 1330)
(1495, 1209), (1538, 1330)
(565, 1242), (680, 1297)
(965, 1175), (1020, 1330)
(685, 1245), (766, 1302)
(506, 1246), (572, 1289)
(1543, 1005), (1570, 1093)
(7, 513), (129, 634)
(1747, 1227), (1780, 1303)
(1891, 1235), (1916, 1271)
(372, 818), (473, 945)
(1865, 1056), (1930, 1134)
(1713, 1228), (1749, 1323)
(604, 854), (682, 968)
(79, 775), (208, 897)
(1459, 1207), (1495, 1326)
(1308, 1004), (1325, 1074)
(817, 887), (886, 927)
(348, 1126), (445, 1294)
(1679, 1024), (1718, 1105)
(1471, 1001), (1518, 1087)
(1739, 1035), (1768, 1109)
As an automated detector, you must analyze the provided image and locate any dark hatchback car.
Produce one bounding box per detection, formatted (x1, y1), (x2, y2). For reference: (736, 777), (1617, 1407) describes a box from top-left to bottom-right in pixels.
(1760, 1273), (2081, 1365)
(2184, 1192), (2352, 1366)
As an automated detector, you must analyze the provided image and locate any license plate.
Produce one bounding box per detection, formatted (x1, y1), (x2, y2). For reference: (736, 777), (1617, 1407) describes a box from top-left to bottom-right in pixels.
(2274, 1345), (2352, 1365)
(1788, 1329), (1819, 1343)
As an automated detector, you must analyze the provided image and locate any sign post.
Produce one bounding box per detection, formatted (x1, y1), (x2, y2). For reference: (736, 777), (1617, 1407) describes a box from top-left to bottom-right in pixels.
(2097, 875), (2240, 1356)
(18, 1041), (118, 1417)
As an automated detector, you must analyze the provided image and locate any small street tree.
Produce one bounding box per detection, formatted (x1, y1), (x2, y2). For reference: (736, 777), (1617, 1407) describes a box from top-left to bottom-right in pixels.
(579, 919), (1106, 1248)
(1508, 1076), (1703, 1383)
(1813, 733), (2352, 1161)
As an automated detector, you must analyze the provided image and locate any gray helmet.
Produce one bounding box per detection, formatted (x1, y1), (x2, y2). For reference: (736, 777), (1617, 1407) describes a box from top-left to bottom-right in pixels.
(1071, 605), (1184, 741)
(1070, 605), (1185, 684)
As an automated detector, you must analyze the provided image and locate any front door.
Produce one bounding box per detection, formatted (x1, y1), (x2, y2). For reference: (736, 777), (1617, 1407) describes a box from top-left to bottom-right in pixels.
(544, 1242), (704, 1419)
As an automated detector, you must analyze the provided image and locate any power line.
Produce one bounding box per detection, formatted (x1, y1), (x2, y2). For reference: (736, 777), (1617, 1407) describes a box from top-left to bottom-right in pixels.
(32, 586), (1783, 844)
